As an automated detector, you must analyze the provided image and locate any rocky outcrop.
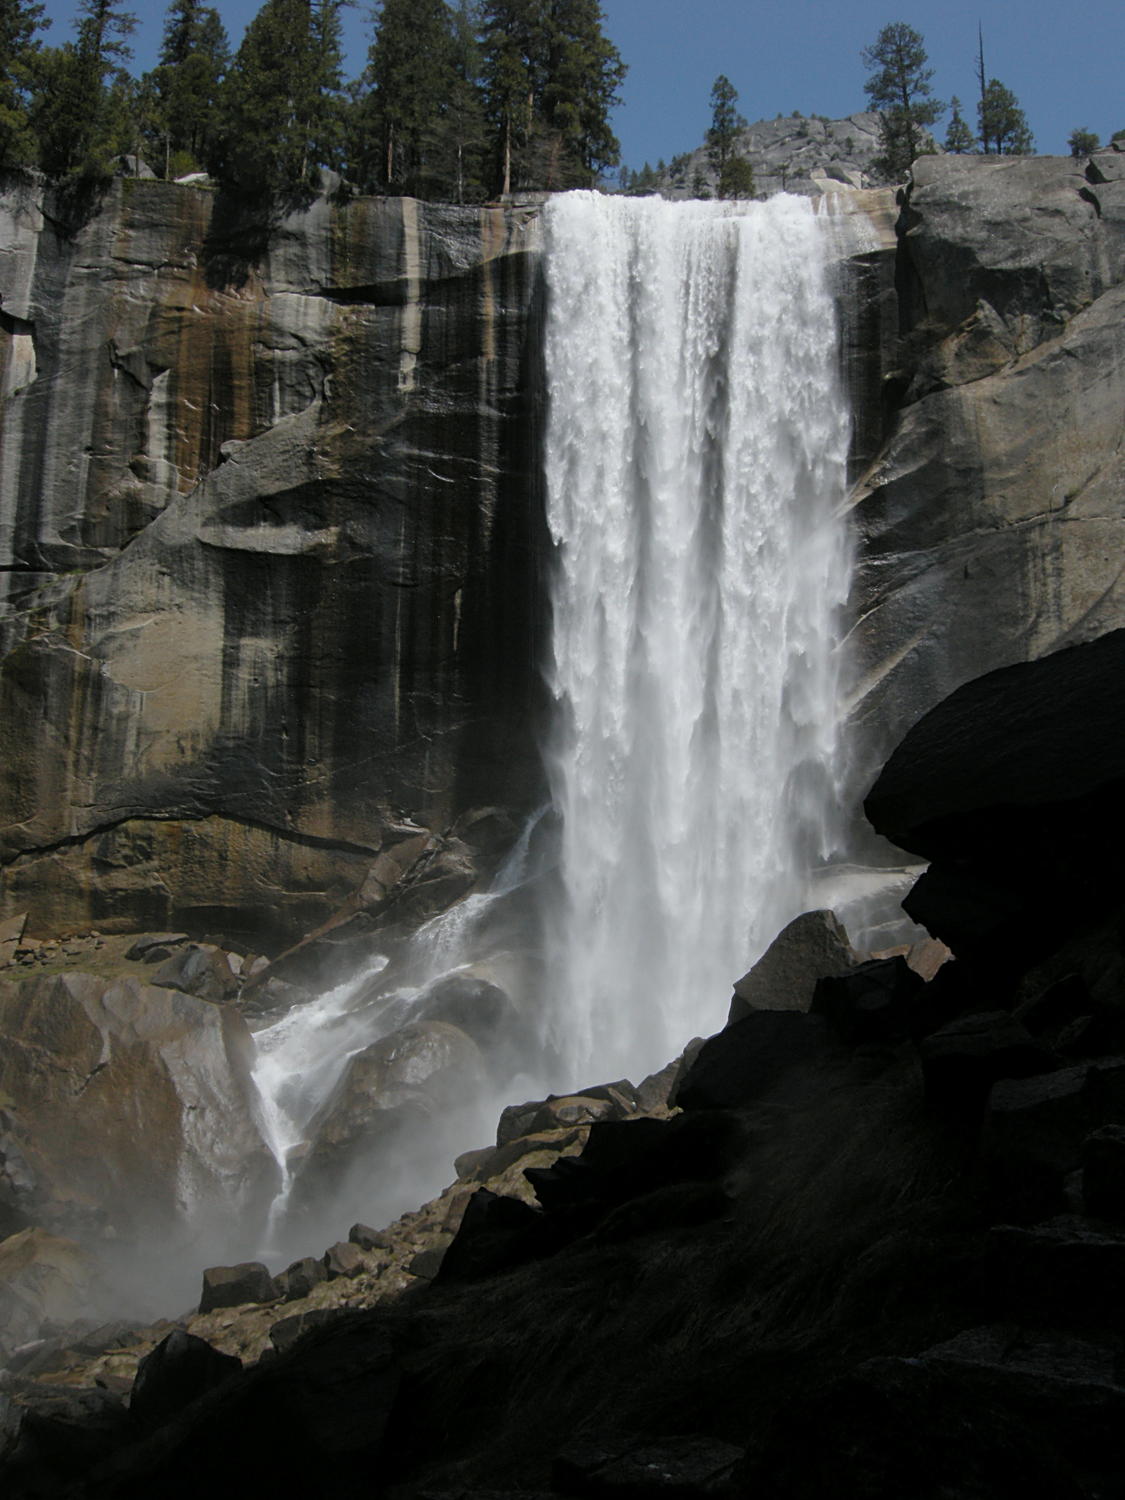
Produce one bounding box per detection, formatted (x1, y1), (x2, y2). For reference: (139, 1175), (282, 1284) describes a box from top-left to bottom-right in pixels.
(848, 152), (1125, 793)
(0, 176), (546, 944)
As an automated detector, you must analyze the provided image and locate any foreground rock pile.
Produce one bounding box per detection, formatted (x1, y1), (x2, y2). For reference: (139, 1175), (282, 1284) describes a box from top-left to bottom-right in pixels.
(4, 632), (1125, 1497)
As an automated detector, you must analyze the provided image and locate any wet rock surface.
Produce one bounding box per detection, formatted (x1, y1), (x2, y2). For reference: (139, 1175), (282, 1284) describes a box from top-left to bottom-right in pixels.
(0, 179), (547, 945)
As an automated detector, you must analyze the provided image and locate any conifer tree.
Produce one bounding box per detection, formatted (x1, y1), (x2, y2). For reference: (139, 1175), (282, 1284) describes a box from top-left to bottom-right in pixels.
(978, 78), (1033, 155)
(707, 74), (753, 198)
(363, 0), (459, 196)
(537, 0), (625, 188)
(0, 0), (48, 168)
(31, 0), (137, 178)
(861, 22), (943, 180)
(481, 0), (623, 194)
(943, 96), (975, 154)
(480, 0), (540, 195)
(214, 0), (346, 198)
(141, 0), (228, 177)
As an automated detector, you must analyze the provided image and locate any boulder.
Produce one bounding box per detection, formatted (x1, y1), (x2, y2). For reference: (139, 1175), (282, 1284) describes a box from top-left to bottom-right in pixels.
(130, 1331), (242, 1431)
(917, 1012), (1054, 1123)
(283, 1256), (328, 1302)
(348, 1222), (392, 1253)
(984, 1065), (1095, 1215)
(124, 933), (189, 961)
(0, 1228), (98, 1359)
(864, 632), (1125, 971)
(198, 1261), (278, 1314)
(728, 909), (855, 1025)
(323, 1241), (366, 1280)
(151, 943), (240, 1002)
(812, 955), (923, 1043)
(674, 1012), (838, 1111)
(0, 971), (277, 1239)
(553, 1434), (744, 1496)
(1082, 1124), (1125, 1221)
(289, 1020), (486, 1220)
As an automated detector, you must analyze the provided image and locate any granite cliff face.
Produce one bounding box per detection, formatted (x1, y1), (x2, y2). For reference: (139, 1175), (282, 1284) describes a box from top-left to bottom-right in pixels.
(847, 151), (1125, 785)
(0, 178), (545, 945)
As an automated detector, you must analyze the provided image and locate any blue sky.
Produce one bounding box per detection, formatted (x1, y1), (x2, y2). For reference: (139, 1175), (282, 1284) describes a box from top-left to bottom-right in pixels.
(36, 0), (1124, 166)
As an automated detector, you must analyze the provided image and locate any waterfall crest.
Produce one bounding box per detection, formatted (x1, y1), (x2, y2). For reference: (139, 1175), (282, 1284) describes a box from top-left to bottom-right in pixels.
(542, 191), (853, 1086)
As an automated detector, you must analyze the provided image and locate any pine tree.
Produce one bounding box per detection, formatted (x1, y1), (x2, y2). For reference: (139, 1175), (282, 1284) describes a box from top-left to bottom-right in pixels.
(443, 0), (488, 202)
(214, 0), (345, 199)
(141, 0), (228, 177)
(537, 0), (625, 188)
(944, 96), (975, 154)
(0, 0), (48, 168)
(480, 0), (623, 194)
(861, 22), (943, 181)
(978, 78), (1033, 155)
(707, 74), (753, 198)
(480, 0), (540, 195)
(362, 0), (459, 197)
(31, 0), (137, 178)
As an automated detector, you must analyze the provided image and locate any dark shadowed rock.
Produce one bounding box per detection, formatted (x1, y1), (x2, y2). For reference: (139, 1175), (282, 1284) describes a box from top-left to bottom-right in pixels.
(283, 1256), (327, 1302)
(812, 955), (923, 1043)
(267, 1307), (342, 1355)
(674, 1012), (838, 1111)
(348, 1223), (391, 1252)
(323, 1241), (366, 1280)
(198, 1261), (278, 1314)
(728, 909), (855, 1025)
(553, 1434), (744, 1495)
(864, 632), (1125, 969)
(130, 1330), (241, 1432)
(1082, 1124), (1125, 1222)
(917, 1012), (1054, 1123)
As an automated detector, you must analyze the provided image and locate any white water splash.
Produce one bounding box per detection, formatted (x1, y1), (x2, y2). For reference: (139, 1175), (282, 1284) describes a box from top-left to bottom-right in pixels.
(542, 191), (853, 1085)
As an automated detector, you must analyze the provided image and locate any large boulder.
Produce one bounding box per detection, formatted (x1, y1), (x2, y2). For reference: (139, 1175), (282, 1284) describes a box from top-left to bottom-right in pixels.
(288, 1019), (487, 1222)
(0, 1227), (98, 1359)
(0, 970), (278, 1240)
(728, 909), (856, 1025)
(864, 631), (1125, 970)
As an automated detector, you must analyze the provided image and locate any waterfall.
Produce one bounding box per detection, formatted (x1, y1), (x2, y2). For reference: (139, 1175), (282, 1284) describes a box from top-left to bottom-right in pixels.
(542, 191), (853, 1087)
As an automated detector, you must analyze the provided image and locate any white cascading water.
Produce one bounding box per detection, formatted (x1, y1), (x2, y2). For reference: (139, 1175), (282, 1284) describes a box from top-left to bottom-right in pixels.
(542, 191), (853, 1087)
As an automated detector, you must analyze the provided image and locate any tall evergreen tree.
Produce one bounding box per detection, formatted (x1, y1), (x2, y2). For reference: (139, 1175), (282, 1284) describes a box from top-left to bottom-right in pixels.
(214, 0), (346, 198)
(861, 22), (943, 180)
(707, 74), (753, 197)
(481, 0), (623, 194)
(0, 0), (48, 168)
(943, 96), (975, 154)
(978, 78), (1033, 155)
(142, 0), (229, 176)
(362, 0), (459, 196)
(31, 0), (137, 178)
(480, 0), (540, 195)
(537, 0), (625, 188)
